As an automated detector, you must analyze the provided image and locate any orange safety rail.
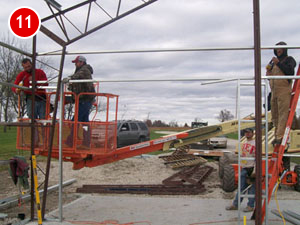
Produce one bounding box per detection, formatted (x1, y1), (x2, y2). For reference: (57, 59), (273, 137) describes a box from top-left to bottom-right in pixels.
(16, 90), (119, 164)
(261, 64), (300, 223)
(16, 92), (53, 153)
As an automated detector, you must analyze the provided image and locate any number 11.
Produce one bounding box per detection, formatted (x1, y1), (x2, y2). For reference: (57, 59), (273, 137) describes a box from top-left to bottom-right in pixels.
(17, 15), (31, 28)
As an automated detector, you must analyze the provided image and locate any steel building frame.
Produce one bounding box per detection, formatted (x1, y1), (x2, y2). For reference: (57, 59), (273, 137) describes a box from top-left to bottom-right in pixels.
(0, 0), (299, 224)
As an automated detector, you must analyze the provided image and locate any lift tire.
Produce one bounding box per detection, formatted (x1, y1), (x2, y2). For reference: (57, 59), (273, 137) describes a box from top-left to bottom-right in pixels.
(294, 165), (300, 192)
(222, 165), (236, 192)
(219, 155), (229, 178)
(219, 153), (238, 179)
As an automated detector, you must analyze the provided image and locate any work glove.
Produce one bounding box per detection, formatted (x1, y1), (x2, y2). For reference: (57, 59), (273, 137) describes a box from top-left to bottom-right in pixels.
(62, 77), (70, 83)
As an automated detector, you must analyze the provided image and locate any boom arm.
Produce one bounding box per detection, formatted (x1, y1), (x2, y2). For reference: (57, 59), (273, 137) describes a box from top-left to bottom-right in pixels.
(73, 113), (271, 169)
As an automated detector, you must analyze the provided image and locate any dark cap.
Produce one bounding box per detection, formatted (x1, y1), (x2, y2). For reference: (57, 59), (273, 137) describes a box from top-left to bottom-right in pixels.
(276, 41), (287, 46)
(72, 55), (86, 63)
(244, 128), (254, 133)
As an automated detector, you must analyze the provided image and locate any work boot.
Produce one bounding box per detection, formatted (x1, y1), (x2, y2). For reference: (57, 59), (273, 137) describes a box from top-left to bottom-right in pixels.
(226, 205), (238, 210)
(243, 206), (254, 212)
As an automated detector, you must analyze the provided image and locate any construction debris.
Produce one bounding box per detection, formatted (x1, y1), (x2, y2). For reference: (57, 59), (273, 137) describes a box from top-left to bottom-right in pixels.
(159, 153), (207, 169)
(77, 164), (213, 195)
(76, 184), (204, 195)
(172, 145), (190, 155)
(162, 164), (213, 186)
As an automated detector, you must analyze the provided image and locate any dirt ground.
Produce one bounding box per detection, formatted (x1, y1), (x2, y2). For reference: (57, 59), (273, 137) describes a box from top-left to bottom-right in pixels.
(1, 153), (299, 225)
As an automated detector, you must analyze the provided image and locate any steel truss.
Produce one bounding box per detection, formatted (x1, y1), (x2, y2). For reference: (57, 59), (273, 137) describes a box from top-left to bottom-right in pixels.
(41, 0), (158, 46)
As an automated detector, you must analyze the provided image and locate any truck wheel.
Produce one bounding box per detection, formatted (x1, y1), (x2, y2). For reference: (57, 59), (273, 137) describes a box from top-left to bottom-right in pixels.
(294, 165), (300, 192)
(139, 137), (146, 143)
(219, 155), (229, 178)
(222, 165), (236, 192)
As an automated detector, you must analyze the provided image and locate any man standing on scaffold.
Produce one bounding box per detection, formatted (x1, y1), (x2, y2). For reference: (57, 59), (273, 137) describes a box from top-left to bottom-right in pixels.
(266, 41), (296, 145)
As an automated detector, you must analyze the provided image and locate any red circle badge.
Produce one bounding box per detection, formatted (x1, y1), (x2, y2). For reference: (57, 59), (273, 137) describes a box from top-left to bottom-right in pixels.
(8, 7), (41, 39)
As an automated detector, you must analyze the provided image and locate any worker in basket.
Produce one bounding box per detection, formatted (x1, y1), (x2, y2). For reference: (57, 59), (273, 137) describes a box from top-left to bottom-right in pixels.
(63, 56), (96, 149)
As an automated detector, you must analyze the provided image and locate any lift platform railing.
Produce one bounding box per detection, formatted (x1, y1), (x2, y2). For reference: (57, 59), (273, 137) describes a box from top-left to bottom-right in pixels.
(16, 90), (119, 162)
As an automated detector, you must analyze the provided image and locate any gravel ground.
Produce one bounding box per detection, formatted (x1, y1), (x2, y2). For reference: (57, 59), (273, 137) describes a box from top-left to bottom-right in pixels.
(1, 150), (299, 225)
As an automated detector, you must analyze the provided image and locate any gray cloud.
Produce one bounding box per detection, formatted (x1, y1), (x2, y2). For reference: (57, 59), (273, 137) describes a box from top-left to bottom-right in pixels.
(2, 0), (300, 125)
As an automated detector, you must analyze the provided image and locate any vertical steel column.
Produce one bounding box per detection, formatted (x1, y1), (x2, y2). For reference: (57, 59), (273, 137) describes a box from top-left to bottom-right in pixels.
(59, 79), (64, 222)
(253, 0), (263, 224)
(30, 36), (37, 221)
(237, 79), (242, 225)
(264, 81), (269, 224)
(41, 46), (66, 219)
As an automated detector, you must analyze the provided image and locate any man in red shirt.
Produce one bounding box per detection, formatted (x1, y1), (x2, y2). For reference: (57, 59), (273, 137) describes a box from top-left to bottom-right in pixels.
(12, 58), (48, 119)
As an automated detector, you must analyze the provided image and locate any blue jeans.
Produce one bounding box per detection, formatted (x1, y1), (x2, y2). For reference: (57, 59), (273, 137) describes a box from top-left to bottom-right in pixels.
(233, 168), (255, 208)
(77, 101), (92, 122)
(66, 101), (92, 147)
(26, 99), (46, 119)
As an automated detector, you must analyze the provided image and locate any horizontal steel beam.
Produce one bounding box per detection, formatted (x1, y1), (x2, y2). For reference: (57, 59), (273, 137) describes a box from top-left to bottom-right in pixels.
(38, 45), (300, 56)
(0, 41), (32, 57)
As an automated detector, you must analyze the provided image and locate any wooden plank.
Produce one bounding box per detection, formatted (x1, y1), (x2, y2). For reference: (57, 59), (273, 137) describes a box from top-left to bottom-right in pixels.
(188, 149), (229, 157)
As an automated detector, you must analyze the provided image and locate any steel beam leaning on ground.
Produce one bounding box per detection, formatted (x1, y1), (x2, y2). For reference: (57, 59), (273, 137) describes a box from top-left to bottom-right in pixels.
(0, 179), (76, 210)
(271, 209), (300, 225)
(76, 184), (205, 195)
(284, 210), (300, 221)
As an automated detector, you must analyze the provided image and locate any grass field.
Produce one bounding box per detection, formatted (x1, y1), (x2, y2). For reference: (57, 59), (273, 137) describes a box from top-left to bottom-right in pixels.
(0, 126), (20, 159)
(0, 126), (28, 171)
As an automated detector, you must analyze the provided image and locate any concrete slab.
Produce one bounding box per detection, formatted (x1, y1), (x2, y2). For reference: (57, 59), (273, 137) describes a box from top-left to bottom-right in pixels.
(26, 195), (299, 225)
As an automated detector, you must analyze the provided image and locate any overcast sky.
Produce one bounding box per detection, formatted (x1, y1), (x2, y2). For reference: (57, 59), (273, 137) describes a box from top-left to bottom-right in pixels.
(2, 0), (300, 125)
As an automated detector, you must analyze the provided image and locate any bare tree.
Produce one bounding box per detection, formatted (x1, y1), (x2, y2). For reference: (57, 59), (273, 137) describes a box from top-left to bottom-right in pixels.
(194, 117), (204, 122)
(0, 36), (24, 131)
(169, 120), (178, 127)
(216, 109), (234, 122)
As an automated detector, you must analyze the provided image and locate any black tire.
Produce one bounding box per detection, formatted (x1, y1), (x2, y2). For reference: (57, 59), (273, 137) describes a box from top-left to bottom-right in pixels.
(222, 165), (236, 192)
(139, 136), (146, 143)
(219, 153), (238, 178)
(219, 155), (229, 178)
(294, 165), (300, 192)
